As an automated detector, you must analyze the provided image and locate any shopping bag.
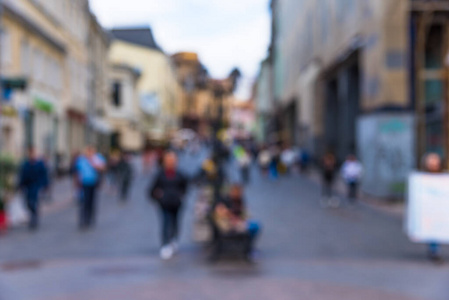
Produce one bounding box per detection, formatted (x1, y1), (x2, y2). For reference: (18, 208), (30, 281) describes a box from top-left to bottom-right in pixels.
(7, 194), (29, 227)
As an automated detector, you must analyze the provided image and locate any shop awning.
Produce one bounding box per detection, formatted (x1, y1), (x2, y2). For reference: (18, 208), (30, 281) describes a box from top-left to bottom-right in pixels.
(90, 117), (114, 134)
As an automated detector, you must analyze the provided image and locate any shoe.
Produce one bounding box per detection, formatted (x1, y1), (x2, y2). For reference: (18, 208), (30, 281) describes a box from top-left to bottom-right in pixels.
(160, 245), (174, 260)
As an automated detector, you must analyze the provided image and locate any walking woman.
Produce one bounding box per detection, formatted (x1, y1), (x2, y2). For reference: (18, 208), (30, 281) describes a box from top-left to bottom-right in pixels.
(149, 152), (188, 260)
(321, 151), (338, 207)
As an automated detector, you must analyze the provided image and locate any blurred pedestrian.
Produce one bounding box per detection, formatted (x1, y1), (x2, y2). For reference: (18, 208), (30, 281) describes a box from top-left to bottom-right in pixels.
(39, 155), (53, 203)
(117, 152), (134, 202)
(234, 145), (251, 185)
(18, 147), (49, 230)
(212, 184), (261, 260)
(281, 145), (297, 175)
(149, 152), (188, 260)
(422, 153), (444, 263)
(321, 152), (338, 207)
(197, 154), (225, 202)
(70, 151), (82, 203)
(257, 146), (271, 176)
(341, 154), (363, 203)
(299, 148), (311, 173)
(107, 150), (120, 196)
(75, 146), (106, 230)
(269, 145), (280, 180)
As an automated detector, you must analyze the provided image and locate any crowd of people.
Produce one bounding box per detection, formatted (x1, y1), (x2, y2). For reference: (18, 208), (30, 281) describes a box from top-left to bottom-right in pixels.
(11, 137), (263, 262)
(10, 136), (445, 264)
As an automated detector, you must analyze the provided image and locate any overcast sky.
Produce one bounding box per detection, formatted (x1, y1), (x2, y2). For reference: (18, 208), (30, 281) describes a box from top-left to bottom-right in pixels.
(89, 0), (271, 100)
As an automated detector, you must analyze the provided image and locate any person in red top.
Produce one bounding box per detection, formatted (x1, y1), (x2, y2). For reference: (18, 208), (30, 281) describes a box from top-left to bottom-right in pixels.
(149, 152), (188, 260)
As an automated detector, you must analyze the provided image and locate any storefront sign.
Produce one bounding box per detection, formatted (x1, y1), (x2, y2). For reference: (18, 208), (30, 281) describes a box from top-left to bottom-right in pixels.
(34, 97), (54, 113)
(407, 172), (449, 244)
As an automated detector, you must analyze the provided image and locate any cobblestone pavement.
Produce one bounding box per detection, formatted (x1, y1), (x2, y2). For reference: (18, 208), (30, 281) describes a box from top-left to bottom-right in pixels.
(0, 153), (448, 300)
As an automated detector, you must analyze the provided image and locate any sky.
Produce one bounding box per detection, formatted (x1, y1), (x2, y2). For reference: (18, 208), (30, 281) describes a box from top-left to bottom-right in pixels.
(89, 0), (271, 100)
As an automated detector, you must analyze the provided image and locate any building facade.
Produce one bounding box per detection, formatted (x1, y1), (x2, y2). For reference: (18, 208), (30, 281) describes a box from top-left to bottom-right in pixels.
(255, 57), (275, 143)
(109, 28), (180, 142)
(86, 12), (112, 154)
(171, 52), (235, 137)
(106, 64), (143, 152)
(229, 100), (255, 140)
(0, 0), (116, 172)
(171, 52), (211, 134)
(268, 0), (449, 197)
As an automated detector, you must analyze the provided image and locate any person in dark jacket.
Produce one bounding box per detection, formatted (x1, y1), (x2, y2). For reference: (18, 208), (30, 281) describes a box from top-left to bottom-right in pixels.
(117, 152), (133, 202)
(149, 152), (188, 260)
(18, 147), (49, 230)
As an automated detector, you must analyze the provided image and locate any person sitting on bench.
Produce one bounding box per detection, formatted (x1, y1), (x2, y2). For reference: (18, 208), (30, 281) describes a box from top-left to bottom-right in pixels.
(213, 185), (260, 257)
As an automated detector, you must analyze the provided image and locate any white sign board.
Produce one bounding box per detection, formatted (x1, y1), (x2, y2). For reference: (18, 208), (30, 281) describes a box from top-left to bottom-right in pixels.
(407, 172), (449, 244)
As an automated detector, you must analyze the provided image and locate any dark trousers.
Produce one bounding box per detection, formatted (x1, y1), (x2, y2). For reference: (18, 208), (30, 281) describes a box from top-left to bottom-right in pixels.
(80, 185), (97, 228)
(25, 194), (39, 229)
(241, 166), (250, 185)
(160, 207), (180, 246)
(120, 178), (131, 201)
(322, 176), (334, 198)
(348, 181), (358, 201)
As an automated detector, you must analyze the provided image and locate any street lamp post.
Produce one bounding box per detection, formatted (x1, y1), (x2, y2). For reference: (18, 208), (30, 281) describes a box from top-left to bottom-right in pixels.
(211, 81), (226, 203)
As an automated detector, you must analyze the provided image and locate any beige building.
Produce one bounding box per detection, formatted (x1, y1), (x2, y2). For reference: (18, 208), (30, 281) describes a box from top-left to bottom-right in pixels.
(1, 0), (68, 168)
(0, 0), (114, 172)
(268, 0), (449, 197)
(87, 12), (112, 154)
(106, 64), (143, 152)
(109, 28), (180, 141)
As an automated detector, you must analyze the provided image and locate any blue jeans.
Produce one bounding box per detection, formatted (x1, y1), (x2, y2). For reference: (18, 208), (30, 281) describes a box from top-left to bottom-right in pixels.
(25, 193), (39, 228)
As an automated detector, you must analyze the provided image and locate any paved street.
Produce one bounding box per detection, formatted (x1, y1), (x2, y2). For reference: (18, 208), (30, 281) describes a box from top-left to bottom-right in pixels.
(0, 154), (449, 300)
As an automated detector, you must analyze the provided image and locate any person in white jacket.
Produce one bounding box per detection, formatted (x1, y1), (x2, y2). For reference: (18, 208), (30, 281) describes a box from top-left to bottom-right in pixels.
(341, 154), (363, 202)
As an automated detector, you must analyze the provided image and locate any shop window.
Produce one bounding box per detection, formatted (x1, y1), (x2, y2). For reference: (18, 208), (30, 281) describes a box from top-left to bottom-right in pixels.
(424, 79), (444, 106)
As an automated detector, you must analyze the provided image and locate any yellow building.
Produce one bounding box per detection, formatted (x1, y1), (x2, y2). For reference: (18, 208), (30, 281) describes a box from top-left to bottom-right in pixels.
(109, 27), (180, 141)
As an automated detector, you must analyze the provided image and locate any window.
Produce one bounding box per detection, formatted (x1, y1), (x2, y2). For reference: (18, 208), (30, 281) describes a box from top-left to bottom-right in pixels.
(112, 82), (122, 107)
(32, 49), (40, 80)
(1, 29), (12, 67)
(21, 40), (30, 75)
(425, 25), (443, 69)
